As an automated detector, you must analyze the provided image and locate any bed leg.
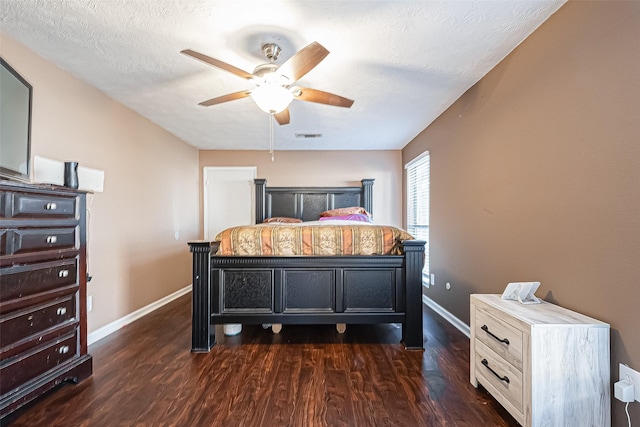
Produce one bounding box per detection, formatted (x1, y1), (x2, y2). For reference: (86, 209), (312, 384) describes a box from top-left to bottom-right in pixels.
(336, 323), (347, 334)
(271, 324), (282, 334)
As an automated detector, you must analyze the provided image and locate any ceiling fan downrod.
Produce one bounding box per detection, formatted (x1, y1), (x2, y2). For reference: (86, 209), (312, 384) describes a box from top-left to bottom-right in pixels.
(261, 43), (281, 63)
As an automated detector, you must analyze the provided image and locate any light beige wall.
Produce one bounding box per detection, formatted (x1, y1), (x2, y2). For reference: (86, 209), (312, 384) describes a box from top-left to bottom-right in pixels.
(199, 150), (403, 232)
(0, 35), (200, 334)
(402, 1), (639, 425)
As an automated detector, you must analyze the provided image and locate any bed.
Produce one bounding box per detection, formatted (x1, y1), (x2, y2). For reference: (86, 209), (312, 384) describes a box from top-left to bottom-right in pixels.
(188, 179), (425, 352)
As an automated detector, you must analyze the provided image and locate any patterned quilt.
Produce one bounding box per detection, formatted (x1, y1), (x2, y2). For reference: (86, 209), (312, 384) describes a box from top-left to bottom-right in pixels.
(215, 220), (415, 256)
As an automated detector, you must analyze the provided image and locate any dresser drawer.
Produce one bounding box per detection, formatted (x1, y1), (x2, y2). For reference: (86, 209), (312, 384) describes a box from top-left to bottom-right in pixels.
(0, 296), (77, 350)
(0, 330), (78, 395)
(475, 308), (523, 370)
(3, 192), (76, 219)
(0, 259), (78, 305)
(475, 340), (523, 413)
(1, 227), (77, 256)
(0, 230), (6, 252)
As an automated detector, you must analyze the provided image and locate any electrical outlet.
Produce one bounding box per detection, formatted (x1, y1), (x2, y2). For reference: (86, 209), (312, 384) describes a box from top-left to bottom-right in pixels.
(87, 295), (93, 312)
(619, 363), (640, 402)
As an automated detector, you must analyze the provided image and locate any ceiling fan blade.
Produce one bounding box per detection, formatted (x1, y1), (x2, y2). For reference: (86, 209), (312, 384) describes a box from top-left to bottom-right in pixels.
(292, 87), (354, 108)
(198, 90), (251, 107)
(181, 49), (254, 80)
(273, 109), (290, 125)
(277, 42), (329, 83)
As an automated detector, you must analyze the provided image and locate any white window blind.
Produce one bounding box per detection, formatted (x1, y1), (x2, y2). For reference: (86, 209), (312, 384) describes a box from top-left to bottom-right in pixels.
(405, 152), (430, 284)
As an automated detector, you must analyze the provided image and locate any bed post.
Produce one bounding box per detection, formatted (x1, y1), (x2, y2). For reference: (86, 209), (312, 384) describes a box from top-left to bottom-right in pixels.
(188, 241), (214, 352)
(255, 178), (267, 224)
(361, 179), (374, 214)
(401, 239), (426, 350)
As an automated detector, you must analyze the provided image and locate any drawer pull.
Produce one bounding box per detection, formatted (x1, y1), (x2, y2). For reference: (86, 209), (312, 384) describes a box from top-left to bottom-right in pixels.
(57, 307), (67, 315)
(46, 235), (58, 244)
(45, 202), (58, 210)
(481, 324), (510, 345)
(58, 345), (70, 354)
(481, 358), (510, 384)
(58, 269), (69, 278)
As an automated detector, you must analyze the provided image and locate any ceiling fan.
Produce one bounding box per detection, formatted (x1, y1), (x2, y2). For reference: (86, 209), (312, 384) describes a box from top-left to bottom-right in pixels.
(181, 42), (354, 125)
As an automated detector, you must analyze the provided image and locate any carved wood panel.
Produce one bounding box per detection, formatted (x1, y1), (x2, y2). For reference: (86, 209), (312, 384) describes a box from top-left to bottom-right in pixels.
(221, 270), (273, 312)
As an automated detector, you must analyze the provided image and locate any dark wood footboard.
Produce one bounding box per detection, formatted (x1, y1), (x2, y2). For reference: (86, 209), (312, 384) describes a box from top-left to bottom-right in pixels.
(188, 240), (425, 352)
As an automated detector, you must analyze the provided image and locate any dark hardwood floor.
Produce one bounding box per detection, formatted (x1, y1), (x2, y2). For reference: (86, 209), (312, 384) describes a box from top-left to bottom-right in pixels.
(4, 294), (518, 426)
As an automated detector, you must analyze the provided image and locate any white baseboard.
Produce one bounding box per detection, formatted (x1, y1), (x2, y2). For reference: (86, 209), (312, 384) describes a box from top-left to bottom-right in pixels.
(88, 284), (192, 346)
(422, 294), (471, 338)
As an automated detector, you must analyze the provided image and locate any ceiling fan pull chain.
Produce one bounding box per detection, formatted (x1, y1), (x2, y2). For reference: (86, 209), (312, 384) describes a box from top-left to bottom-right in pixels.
(269, 113), (275, 162)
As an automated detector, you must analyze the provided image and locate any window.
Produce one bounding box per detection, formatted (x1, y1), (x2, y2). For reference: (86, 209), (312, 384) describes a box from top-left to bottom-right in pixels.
(405, 151), (430, 285)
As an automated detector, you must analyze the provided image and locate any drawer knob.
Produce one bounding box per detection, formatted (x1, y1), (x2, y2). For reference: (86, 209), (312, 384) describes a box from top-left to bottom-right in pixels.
(45, 202), (58, 210)
(481, 358), (510, 384)
(46, 235), (58, 244)
(58, 269), (69, 278)
(58, 345), (70, 354)
(57, 307), (67, 315)
(481, 324), (510, 345)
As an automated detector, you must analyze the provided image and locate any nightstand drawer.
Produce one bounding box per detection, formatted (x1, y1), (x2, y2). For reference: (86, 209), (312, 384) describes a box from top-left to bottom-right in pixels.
(0, 330), (78, 395)
(0, 296), (77, 350)
(475, 308), (523, 370)
(475, 340), (523, 413)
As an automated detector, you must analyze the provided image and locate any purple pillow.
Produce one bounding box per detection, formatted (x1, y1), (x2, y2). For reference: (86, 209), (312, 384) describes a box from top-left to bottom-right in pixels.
(318, 213), (372, 222)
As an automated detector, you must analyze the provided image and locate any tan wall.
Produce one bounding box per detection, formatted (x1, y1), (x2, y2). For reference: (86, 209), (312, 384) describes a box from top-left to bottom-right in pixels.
(0, 35), (200, 334)
(199, 150), (403, 232)
(402, 1), (640, 425)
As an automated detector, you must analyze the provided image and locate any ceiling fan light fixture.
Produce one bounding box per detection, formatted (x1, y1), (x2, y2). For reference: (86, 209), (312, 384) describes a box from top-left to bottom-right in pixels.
(250, 84), (293, 114)
(182, 41), (353, 121)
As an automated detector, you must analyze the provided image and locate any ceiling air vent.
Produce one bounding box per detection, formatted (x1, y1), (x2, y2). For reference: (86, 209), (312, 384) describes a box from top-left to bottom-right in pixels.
(295, 133), (323, 139)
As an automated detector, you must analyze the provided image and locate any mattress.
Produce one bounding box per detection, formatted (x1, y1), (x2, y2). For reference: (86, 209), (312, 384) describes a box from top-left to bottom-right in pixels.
(214, 220), (415, 256)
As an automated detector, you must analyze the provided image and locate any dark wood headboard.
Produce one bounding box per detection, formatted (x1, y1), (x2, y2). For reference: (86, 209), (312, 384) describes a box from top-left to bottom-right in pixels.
(254, 179), (374, 223)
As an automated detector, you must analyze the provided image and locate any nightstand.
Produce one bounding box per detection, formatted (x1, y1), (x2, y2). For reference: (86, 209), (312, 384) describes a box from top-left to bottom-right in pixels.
(470, 294), (610, 427)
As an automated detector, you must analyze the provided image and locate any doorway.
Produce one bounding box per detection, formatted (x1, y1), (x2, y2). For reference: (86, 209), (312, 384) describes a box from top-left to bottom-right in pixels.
(203, 167), (257, 240)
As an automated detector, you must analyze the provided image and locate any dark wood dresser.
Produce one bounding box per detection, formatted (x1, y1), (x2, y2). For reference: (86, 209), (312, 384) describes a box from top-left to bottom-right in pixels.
(0, 181), (92, 421)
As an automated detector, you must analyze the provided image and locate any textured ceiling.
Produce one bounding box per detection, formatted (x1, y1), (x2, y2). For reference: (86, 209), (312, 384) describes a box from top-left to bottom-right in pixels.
(0, 0), (565, 151)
